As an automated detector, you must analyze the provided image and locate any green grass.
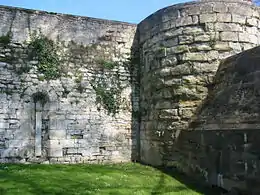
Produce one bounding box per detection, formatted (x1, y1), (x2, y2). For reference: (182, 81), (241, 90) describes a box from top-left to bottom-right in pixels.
(0, 163), (203, 195)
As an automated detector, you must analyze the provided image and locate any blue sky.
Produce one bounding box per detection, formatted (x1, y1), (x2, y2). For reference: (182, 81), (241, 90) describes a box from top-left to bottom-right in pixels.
(0, 0), (189, 23)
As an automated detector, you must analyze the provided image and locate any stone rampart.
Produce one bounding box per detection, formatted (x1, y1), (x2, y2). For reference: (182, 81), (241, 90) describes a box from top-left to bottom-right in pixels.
(2, 0), (260, 192)
(0, 5), (138, 164)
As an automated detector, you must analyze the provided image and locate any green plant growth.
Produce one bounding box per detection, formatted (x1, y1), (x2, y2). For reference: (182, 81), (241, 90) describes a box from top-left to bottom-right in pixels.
(74, 71), (83, 84)
(74, 71), (84, 93)
(0, 32), (12, 45)
(97, 59), (118, 69)
(38, 75), (45, 81)
(91, 81), (122, 116)
(28, 32), (61, 80)
(91, 71), (123, 116)
(0, 163), (211, 195)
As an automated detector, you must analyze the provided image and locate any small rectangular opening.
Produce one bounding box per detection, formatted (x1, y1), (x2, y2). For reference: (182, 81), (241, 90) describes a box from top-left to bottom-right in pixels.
(63, 147), (82, 156)
(99, 147), (106, 151)
(70, 134), (83, 139)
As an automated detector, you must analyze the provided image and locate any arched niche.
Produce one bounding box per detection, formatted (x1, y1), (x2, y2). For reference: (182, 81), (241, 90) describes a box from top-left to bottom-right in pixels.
(32, 92), (50, 158)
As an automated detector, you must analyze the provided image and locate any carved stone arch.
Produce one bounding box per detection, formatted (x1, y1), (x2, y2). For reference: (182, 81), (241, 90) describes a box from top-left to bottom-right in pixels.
(32, 91), (49, 105)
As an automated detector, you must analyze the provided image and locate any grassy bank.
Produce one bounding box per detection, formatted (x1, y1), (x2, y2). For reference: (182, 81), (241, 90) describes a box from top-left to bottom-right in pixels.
(0, 163), (205, 195)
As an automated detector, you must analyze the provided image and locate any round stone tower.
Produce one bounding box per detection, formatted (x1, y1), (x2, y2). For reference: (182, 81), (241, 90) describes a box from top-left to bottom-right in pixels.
(137, 0), (260, 166)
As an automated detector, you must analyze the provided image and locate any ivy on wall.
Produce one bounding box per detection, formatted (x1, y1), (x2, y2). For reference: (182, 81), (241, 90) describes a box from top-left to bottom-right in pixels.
(0, 29), (133, 116)
(28, 31), (62, 80)
(90, 60), (123, 116)
(91, 81), (122, 116)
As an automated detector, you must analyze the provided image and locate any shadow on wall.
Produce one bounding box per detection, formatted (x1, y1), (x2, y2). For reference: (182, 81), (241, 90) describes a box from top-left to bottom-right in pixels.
(153, 166), (226, 195)
(130, 29), (141, 162)
(157, 46), (260, 194)
(129, 22), (228, 195)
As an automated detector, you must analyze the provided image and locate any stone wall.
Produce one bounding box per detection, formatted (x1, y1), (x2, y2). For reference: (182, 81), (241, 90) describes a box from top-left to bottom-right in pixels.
(0, 5), (138, 164)
(189, 46), (260, 193)
(137, 0), (260, 192)
(167, 46), (260, 193)
(2, 0), (260, 192)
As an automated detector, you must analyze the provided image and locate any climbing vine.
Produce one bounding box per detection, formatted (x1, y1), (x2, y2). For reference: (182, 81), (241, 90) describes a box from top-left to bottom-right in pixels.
(91, 82), (122, 115)
(27, 31), (62, 80)
(90, 60), (124, 116)
(3, 29), (134, 115)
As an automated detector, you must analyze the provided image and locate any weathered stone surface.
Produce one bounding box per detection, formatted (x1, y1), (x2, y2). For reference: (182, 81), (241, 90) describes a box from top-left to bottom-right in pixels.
(245, 26), (258, 34)
(181, 52), (208, 62)
(166, 45), (189, 54)
(170, 63), (193, 76)
(161, 56), (178, 67)
(162, 38), (178, 47)
(0, 5), (137, 164)
(2, 0), (260, 193)
(164, 28), (183, 39)
(213, 3), (228, 13)
(216, 13), (232, 22)
(187, 46), (260, 193)
(182, 27), (204, 35)
(49, 130), (66, 140)
(175, 16), (194, 27)
(232, 14), (246, 24)
(179, 108), (196, 119)
(239, 33), (258, 44)
(200, 13), (217, 23)
(178, 35), (193, 44)
(213, 42), (232, 51)
(246, 18), (258, 26)
(215, 23), (243, 32)
(191, 44), (212, 51)
(192, 62), (219, 73)
(138, 1), (260, 193)
(194, 34), (211, 42)
(220, 32), (239, 41)
(229, 42), (242, 52)
(155, 67), (173, 77)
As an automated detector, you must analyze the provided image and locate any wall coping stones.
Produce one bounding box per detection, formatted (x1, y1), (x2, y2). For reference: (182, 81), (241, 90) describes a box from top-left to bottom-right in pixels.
(0, 5), (137, 26)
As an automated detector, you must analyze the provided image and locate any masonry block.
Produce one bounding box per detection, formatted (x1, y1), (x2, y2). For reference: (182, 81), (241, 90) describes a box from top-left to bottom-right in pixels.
(216, 13), (232, 23)
(220, 32), (239, 41)
(200, 14), (217, 23)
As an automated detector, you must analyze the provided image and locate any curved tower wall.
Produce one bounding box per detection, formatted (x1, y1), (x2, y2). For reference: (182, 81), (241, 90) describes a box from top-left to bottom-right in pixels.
(138, 0), (260, 166)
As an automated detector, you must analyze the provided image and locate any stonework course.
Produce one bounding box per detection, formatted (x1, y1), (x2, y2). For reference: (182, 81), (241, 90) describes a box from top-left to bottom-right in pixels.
(0, 5), (138, 164)
(137, 0), (260, 193)
(1, 0), (260, 193)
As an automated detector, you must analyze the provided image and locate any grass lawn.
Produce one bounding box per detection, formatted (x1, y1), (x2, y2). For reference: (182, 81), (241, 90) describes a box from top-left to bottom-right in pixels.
(0, 163), (206, 195)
